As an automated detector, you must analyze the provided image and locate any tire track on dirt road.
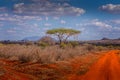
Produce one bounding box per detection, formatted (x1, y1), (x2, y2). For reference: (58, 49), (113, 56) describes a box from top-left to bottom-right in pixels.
(81, 50), (120, 80)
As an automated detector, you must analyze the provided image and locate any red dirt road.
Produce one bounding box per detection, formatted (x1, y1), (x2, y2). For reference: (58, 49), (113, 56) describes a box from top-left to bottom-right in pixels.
(0, 50), (120, 80)
(81, 50), (120, 80)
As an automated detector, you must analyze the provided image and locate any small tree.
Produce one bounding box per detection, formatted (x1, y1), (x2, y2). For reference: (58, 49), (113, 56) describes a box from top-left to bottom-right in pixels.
(46, 28), (81, 44)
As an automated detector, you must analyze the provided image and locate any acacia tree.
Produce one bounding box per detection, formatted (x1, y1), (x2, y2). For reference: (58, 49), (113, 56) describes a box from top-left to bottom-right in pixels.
(46, 28), (81, 44)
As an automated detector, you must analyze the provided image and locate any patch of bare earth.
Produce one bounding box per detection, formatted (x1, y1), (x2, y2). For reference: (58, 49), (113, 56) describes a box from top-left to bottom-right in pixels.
(79, 50), (120, 80)
(0, 50), (108, 80)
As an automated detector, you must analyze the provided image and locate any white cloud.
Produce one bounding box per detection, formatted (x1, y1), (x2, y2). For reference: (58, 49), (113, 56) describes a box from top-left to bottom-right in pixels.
(114, 27), (120, 31)
(44, 23), (52, 27)
(91, 19), (112, 29)
(7, 29), (16, 33)
(60, 20), (66, 24)
(0, 13), (44, 36)
(0, 7), (8, 12)
(76, 23), (84, 26)
(100, 4), (120, 14)
(111, 20), (120, 24)
(0, 13), (8, 17)
(43, 27), (50, 31)
(13, 1), (85, 16)
(53, 16), (59, 20)
(76, 19), (113, 29)
(0, 13), (42, 22)
(14, 3), (24, 8)
(45, 16), (49, 21)
(33, 23), (39, 27)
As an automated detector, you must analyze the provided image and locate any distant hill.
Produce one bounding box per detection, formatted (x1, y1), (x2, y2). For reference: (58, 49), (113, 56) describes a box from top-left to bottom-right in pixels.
(84, 38), (120, 46)
(101, 37), (110, 40)
(23, 36), (41, 41)
(117, 38), (120, 40)
(38, 36), (56, 45)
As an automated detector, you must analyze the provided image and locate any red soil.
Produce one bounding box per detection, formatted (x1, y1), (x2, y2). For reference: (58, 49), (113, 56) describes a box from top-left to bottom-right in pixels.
(0, 50), (120, 80)
(80, 50), (120, 80)
(0, 60), (37, 80)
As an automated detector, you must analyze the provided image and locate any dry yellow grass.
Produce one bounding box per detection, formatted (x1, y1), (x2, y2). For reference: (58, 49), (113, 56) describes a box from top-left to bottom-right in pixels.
(0, 44), (106, 63)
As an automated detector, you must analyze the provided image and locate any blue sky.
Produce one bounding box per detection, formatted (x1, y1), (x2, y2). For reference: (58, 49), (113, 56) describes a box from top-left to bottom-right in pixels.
(0, 0), (120, 40)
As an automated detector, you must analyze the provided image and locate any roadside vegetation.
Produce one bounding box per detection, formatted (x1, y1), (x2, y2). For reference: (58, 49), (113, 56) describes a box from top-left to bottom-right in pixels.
(0, 42), (116, 63)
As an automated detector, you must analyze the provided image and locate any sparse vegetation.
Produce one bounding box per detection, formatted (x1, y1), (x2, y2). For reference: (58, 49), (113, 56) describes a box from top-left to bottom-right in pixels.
(46, 28), (81, 45)
(0, 38), (119, 80)
(0, 41), (119, 80)
(0, 43), (106, 63)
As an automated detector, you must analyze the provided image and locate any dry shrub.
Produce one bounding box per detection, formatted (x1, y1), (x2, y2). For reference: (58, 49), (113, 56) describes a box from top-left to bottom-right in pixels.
(0, 44), (103, 63)
(82, 44), (96, 51)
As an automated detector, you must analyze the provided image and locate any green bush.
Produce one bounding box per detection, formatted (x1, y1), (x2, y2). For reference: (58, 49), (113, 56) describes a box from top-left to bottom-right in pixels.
(59, 41), (79, 48)
(38, 42), (50, 48)
(96, 46), (104, 51)
(68, 41), (79, 47)
(60, 43), (67, 48)
(25, 41), (34, 45)
(0, 43), (4, 46)
(19, 55), (31, 63)
(83, 44), (95, 51)
(107, 45), (114, 49)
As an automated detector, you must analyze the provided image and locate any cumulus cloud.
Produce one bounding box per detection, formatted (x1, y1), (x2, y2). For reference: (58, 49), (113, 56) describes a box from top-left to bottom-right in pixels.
(45, 16), (49, 21)
(44, 23), (52, 27)
(7, 29), (16, 33)
(114, 27), (120, 31)
(99, 4), (120, 14)
(60, 20), (66, 24)
(0, 7), (8, 12)
(13, 1), (85, 16)
(14, 3), (24, 8)
(0, 13), (43, 36)
(0, 13), (42, 22)
(76, 19), (112, 29)
(53, 16), (59, 20)
(91, 19), (112, 29)
(111, 20), (120, 24)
